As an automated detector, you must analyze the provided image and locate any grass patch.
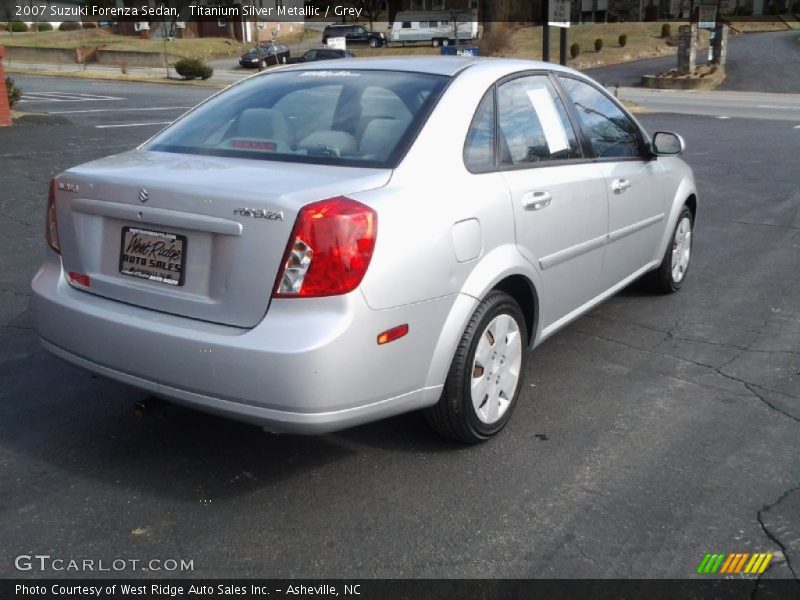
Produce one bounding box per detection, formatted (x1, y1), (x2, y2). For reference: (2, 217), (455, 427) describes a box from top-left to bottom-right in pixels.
(482, 22), (710, 69)
(1, 29), (252, 59)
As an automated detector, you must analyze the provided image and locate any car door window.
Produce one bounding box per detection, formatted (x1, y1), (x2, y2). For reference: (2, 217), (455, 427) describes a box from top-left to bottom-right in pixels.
(496, 75), (581, 165)
(558, 77), (643, 159)
(463, 90), (495, 172)
(305, 50), (317, 60)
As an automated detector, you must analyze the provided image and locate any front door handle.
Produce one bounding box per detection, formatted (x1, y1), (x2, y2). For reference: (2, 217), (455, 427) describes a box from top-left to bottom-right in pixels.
(521, 191), (552, 211)
(612, 178), (631, 193)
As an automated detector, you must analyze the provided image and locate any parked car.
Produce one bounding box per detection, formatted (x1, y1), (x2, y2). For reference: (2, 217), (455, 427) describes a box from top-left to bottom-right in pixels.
(239, 43), (290, 68)
(321, 24), (386, 47)
(286, 48), (355, 64)
(32, 58), (697, 443)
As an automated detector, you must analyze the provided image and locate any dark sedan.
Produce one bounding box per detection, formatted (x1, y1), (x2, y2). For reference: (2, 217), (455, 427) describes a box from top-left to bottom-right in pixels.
(286, 48), (355, 64)
(239, 43), (291, 68)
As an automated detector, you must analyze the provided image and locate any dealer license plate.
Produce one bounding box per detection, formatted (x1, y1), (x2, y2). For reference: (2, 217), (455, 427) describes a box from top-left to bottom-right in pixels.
(119, 226), (187, 286)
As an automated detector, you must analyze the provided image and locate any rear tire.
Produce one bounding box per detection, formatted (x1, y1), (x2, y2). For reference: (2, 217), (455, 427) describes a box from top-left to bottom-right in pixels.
(645, 205), (693, 293)
(432, 38), (440, 47)
(426, 291), (528, 444)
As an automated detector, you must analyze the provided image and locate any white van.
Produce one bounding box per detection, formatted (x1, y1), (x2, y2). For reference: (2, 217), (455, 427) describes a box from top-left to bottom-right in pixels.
(388, 11), (479, 47)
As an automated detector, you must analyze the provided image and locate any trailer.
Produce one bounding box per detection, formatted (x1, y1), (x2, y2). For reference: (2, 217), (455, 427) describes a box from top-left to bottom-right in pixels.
(388, 11), (479, 47)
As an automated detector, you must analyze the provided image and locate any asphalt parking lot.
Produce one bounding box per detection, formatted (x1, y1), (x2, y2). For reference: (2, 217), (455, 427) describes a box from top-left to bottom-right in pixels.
(1, 75), (798, 583)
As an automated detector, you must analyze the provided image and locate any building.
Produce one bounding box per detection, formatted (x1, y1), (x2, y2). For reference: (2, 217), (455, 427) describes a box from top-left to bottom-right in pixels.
(111, 1), (304, 42)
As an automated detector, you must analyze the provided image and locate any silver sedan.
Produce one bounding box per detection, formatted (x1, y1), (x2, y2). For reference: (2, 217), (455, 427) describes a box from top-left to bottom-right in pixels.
(32, 57), (697, 442)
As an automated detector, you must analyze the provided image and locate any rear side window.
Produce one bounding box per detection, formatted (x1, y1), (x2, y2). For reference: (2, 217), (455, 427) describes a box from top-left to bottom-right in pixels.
(558, 76), (643, 158)
(147, 70), (449, 168)
(496, 75), (581, 165)
(464, 91), (495, 173)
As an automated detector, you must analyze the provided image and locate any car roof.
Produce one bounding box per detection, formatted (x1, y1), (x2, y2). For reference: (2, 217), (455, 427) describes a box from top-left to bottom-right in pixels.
(276, 56), (582, 79)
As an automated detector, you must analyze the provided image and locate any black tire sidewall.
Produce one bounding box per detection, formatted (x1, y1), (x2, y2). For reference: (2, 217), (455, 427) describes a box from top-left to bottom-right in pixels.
(665, 207), (693, 291)
(449, 292), (528, 440)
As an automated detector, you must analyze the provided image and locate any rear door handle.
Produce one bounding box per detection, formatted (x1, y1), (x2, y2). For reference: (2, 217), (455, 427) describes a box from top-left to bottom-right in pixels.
(612, 178), (631, 193)
(521, 191), (552, 211)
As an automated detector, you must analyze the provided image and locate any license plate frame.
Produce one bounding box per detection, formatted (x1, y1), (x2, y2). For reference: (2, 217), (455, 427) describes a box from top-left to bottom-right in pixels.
(119, 226), (188, 287)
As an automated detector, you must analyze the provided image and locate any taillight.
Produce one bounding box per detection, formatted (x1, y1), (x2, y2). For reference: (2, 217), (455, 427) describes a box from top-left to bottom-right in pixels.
(46, 178), (61, 254)
(274, 196), (377, 298)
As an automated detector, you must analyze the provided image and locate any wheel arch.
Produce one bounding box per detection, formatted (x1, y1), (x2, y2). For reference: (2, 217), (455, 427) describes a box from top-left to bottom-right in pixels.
(653, 178), (698, 265)
(491, 274), (538, 349)
(422, 246), (543, 392)
(685, 192), (697, 221)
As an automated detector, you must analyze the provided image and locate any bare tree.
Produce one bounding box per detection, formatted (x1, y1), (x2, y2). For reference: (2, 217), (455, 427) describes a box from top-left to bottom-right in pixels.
(352, 0), (385, 28)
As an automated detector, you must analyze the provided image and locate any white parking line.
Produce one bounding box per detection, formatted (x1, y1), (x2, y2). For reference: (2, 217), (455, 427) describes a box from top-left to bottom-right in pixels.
(19, 92), (125, 103)
(95, 121), (173, 129)
(48, 106), (192, 114)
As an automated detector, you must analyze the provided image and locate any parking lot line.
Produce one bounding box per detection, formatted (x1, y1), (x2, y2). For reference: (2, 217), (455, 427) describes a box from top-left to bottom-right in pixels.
(48, 107), (192, 115)
(19, 92), (125, 103)
(95, 121), (173, 129)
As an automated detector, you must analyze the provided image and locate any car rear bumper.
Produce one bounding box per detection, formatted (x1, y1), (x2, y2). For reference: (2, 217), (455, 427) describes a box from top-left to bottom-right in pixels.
(31, 258), (450, 433)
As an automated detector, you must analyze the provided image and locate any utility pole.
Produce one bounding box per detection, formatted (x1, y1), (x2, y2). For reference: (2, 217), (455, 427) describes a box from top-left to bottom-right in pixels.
(542, 0), (550, 62)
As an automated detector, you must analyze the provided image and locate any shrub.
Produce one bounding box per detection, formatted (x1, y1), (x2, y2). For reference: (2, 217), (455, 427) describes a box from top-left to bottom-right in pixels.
(0, 23), (7, 32)
(174, 57), (214, 80)
(9, 21), (28, 32)
(59, 21), (83, 31)
(37, 22), (54, 32)
(594, 38), (603, 52)
(81, 21), (98, 29)
(661, 23), (672, 38)
(570, 43), (580, 59)
(618, 34), (628, 47)
(6, 77), (22, 109)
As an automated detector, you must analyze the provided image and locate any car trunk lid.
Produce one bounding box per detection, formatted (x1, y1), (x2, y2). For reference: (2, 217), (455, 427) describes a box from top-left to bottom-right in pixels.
(55, 150), (391, 328)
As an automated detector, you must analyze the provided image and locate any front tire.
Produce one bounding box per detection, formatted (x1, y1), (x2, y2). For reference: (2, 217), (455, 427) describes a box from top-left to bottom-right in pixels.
(646, 205), (693, 293)
(369, 37), (380, 48)
(426, 291), (528, 443)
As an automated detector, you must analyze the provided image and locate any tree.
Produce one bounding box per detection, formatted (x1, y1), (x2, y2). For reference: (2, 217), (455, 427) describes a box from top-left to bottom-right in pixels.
(352, 0), (385, 28)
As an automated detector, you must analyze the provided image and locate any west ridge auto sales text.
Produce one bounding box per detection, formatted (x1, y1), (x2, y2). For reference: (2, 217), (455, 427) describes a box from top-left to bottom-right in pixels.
(16, 583), (358, 597)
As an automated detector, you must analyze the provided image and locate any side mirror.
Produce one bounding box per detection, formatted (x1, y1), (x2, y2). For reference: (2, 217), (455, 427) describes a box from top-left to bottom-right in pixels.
(652, 131), (685, 155)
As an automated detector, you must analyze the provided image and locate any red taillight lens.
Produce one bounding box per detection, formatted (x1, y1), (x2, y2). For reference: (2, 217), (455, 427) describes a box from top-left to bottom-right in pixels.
(46, 178), (61, 254)
(67, 272), (91, 287)
(274, 196), (377, 298)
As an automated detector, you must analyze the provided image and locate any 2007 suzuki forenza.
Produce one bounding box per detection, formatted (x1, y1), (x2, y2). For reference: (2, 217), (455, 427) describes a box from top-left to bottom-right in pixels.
(32, 57), (697, 443)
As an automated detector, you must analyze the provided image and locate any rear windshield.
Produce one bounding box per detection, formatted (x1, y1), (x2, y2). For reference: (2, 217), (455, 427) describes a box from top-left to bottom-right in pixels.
(147, 70), (449, 168)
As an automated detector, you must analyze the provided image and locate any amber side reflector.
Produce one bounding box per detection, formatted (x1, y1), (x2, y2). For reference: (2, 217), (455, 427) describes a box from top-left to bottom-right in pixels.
(377, 324), (409, 345)
(68, 272), (91, 287)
